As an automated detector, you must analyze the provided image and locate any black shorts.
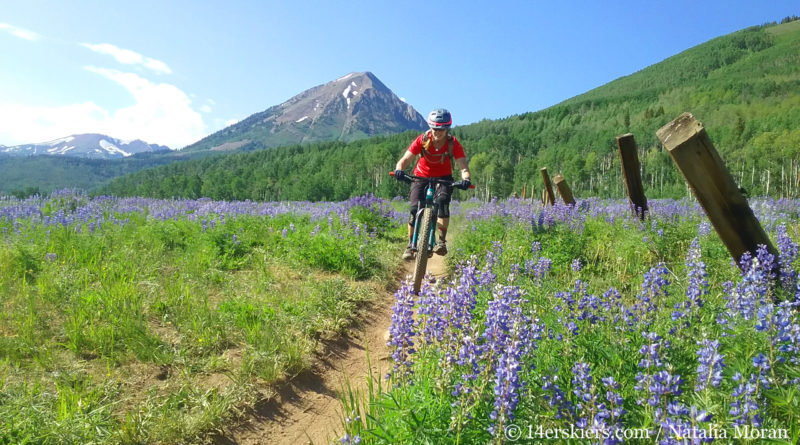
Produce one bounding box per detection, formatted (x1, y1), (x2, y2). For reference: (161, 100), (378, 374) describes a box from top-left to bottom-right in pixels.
(409, 175), (453, 221)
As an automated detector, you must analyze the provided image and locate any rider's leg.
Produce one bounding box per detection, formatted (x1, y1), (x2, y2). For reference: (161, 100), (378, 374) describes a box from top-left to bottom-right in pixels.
(437, 217), (449, 241)
(434, 197), (451, 255)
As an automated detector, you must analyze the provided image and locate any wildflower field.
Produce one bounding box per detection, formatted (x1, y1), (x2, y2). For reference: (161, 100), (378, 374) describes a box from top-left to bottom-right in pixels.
(2, 191), (800, 445)
(342, 198), (800, 445)
(0, 190), (400, 444)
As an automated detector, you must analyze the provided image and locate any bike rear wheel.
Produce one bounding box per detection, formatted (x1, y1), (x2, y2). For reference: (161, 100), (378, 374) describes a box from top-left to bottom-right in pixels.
(412, 207), (434, 294)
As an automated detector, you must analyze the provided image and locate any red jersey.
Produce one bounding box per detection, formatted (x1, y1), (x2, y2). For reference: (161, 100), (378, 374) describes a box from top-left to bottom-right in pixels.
(407, 132), (466, 177)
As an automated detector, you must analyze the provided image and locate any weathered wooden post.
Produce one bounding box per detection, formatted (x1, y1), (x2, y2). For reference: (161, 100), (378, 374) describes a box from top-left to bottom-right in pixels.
(616, 133), (648, 220)
(541, 167), (556, 206)
(656, 113), (778, 268)
(553, 174), (576, 205)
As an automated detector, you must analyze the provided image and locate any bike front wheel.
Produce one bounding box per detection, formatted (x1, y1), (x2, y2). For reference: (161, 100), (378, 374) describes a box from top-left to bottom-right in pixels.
(412, 207), (434, 294)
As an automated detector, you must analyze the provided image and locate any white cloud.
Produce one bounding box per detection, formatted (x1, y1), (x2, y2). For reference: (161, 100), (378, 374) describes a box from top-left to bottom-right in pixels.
(0, 23), (40, 41)
(0, 69), (206, 149)
(200, 104), (212, 113)
(81, 42), (172, 75)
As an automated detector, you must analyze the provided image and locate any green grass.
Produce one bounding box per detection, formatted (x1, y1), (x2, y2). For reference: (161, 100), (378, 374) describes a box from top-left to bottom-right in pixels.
(0, 192), (404, 443)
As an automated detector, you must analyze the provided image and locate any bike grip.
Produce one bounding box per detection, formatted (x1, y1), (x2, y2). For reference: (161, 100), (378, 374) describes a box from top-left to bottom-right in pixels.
(468, 184), (476, 189)
(389, 171), (395, 177)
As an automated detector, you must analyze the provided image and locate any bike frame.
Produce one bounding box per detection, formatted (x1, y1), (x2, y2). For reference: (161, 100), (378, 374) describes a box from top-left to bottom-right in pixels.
(410, 177), (445, 257)
(391, 171), (473, 294)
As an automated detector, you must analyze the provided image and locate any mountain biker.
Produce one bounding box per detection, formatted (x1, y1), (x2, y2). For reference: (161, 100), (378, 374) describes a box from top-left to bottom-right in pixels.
(394, 108), (471, 260)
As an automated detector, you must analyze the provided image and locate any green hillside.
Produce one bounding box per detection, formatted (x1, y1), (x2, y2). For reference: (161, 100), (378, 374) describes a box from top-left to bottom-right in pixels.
(99, 19), (800, 201)
(0, 149), (227, 197)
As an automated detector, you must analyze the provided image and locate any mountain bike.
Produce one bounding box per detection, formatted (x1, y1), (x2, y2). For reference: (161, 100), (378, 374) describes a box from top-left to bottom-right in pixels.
(391, 172), (474, 294)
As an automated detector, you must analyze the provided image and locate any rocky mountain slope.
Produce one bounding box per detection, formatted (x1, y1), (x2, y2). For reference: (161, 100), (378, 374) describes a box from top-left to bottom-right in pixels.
(183, 71), (427, 152)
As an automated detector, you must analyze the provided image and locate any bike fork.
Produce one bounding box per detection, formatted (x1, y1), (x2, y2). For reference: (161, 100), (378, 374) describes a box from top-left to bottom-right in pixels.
(411, 207), (426, 251)
(427, 204), (439, 248)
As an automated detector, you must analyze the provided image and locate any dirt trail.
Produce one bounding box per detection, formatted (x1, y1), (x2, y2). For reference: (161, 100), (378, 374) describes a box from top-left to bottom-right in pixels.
(214, 252), (448, 445)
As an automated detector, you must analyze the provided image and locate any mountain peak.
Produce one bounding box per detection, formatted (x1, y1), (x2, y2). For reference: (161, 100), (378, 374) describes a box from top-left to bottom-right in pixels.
(184, 71), (426, 152)
(1, 134), (170, 159)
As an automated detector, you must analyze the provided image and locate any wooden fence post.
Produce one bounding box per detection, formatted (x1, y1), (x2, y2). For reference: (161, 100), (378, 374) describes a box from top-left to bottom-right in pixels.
(541, 167), (556, 206)
(656, 112), (778, 268)
(616, 133), (648, 220)
(553, 174), (576, 205)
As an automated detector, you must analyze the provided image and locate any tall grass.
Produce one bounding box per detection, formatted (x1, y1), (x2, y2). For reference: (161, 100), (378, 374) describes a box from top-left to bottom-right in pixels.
(0, 190), (402, 443)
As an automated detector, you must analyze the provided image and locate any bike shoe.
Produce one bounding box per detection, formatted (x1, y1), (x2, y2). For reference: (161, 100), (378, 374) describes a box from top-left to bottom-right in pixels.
(402, 246), (415, 260)
(433, 241), (448, 256)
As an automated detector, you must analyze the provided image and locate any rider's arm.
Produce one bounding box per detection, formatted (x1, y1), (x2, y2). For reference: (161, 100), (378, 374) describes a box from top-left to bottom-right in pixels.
(396, 150), (416, 171)
(455, 157), (471, 181)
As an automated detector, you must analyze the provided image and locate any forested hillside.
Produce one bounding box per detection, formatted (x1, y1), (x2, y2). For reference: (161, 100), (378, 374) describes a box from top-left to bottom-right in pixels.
(100, 19), (800, 201)
(0, 150), (224, 198)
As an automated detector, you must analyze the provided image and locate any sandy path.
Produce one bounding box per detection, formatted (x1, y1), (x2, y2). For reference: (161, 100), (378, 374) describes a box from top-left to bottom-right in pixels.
(214, 251), (448, 445)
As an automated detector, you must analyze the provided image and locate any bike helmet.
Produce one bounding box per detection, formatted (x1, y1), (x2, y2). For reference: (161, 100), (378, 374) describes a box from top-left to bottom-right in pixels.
(427, 108), (452, 130)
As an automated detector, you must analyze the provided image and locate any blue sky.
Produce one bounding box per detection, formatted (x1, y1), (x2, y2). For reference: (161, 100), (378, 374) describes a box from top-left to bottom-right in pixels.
(1, 1), (798, 149)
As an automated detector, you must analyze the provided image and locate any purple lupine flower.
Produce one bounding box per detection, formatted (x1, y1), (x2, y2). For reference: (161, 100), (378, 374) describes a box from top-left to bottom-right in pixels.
(651, 370), (684, 405)
(720, 247), (775, 327)
(489, 339), (523, 435)
(776, 224), (798, 293)
(729, 354), (771, 428)
(599, 376), (627, 443)
(480, 243), (503, 289)
(571, 258), (582, 272)
(695, 339), (725, 391)
(659, 402), (690, 445)
(455, 327), (485, 392)
(450, 260), (486, 414)
(525, 256), (552, 282)
(763, 301), (800, 365)
(571, 362), (599, 430)
(633, 263), (671, 328)
(673, 238), (708, 330)
(483, 285), (532, 436)
(542, 373), (575, 420)
(697, 221), (711, 237)
(685, 237), (708, 308)
(340, 433), (361, 444)
(386, 282), (417, 384)
(531, 241), (541, 258)
(729, 372), (763, 427)
(637, 331), (665, 370)
(634, 331), (682, 415)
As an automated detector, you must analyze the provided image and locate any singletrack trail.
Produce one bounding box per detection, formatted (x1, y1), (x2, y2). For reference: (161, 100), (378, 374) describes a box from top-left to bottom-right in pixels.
(214, 251), (448, 445)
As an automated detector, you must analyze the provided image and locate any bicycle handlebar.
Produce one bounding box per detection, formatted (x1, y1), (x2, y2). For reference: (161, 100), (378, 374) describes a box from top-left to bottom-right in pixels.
(389, 171), (475, 189)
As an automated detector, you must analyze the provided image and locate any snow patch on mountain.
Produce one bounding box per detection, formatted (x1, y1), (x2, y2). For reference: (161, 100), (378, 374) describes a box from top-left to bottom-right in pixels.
(46, 136), (75, 146)
(99, 139), (132, 157)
